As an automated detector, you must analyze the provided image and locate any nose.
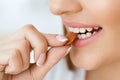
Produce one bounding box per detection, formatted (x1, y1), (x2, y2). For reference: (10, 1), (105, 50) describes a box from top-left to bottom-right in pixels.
(49, 0), (82, 15)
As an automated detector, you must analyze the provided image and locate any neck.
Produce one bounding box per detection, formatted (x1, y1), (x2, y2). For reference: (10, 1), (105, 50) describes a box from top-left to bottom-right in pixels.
(86, 62), (120, 80)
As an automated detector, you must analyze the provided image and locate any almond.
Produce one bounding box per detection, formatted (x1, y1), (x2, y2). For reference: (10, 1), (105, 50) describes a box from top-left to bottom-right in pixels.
(65, 32), (77, 46)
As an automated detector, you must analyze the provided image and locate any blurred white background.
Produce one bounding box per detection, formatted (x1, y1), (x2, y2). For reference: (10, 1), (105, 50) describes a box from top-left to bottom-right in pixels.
(0, 0), (63, 36)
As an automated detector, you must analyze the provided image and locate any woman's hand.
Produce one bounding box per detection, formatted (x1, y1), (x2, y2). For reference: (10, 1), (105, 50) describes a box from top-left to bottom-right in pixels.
(0, 24), (70, 80)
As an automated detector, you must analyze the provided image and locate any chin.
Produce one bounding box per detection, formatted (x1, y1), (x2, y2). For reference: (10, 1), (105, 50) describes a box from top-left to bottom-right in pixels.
(71, 59), (102, 70)
(69, 52), (104, 70)
(69, 50), (119, 71)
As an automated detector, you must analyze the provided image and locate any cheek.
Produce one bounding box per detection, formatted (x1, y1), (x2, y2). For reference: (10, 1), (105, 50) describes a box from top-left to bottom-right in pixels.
(86, 0), (120, 24)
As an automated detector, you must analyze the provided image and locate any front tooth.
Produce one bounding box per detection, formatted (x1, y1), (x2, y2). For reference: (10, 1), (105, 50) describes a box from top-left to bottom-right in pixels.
(81, 34), (87, 39)
(73, 28), (80, 33)
(86, 32), (92, 37)
(79, 28), (86, 33)
(68, 27), (74, 32)
(86, 28), (93, 32)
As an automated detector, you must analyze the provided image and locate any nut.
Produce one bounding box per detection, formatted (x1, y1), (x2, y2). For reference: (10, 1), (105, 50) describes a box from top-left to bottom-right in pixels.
(65, 32), (77, 46)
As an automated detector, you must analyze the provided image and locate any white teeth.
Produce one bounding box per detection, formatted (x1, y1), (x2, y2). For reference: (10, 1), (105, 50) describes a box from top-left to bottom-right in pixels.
(86, 32), (92, 37)
(68, 27), (74, 32)
(79, 28), (86, 33)
(78, 34), (82, 39)
(69, 27), (86, 33)
(86, 28), (93, 32)
(68, 27), (99, 39)
(78, 33), (92, 39)
(72, 28), (80, 33)
(81, 34), (87, 39)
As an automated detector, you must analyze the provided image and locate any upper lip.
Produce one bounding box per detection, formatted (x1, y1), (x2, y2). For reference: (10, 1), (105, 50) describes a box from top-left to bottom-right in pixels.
(63, 21), (100, 28)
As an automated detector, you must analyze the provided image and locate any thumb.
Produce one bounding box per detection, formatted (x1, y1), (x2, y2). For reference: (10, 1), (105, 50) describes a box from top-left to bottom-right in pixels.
(30, 46), (71, 80)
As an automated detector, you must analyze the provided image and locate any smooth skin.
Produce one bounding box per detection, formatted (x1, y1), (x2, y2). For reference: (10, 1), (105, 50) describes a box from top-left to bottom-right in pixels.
(0, 24), (70, 80)
(1, 0), (120, 80)
(50, 0), (120, 80)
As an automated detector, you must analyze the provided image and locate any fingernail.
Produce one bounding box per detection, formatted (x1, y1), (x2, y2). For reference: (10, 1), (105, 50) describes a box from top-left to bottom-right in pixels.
(30, 50), (35, 63)
(64, 47), (72, 56)
(56, 35), (68, 42)
(36, 53), (45, 66)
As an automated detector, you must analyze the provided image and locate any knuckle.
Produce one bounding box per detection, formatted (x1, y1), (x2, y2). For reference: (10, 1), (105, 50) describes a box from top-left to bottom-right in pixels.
(20, 40), (30, 49)
(9, 49), (23, 74)
(39, 42), (47, 47)
(10, 68), (22, 74)
(37, 42), (48, 50)
(11, 48), (20, 57)
(22, 24), (37, 31)
(13, 41), (30, 69)
(10, 49), (21, 61)
(15, 40), (30, 53)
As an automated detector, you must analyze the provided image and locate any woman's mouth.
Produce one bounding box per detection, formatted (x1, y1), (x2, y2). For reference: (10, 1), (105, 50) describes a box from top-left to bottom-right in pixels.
(64, 22), (103, 47)
(69, 26), (102, 39)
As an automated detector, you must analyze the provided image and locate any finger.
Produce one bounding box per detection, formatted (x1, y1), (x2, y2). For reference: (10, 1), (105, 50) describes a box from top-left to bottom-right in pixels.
(1, 40), (31, 71)
(23, 25), (48, 62)
(10, 24), (68, 63)
(30, 46), (71, 80)
(0, 65), (5, 72)
(43, 33), (68, 47)
(43, 46), (71, 70)
(11, 24), (48, 62)
(0, 49), (23, 74)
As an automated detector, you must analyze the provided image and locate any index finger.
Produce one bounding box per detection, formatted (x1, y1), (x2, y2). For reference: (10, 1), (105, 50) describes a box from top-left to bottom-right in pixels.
(11, 24), (48, 61)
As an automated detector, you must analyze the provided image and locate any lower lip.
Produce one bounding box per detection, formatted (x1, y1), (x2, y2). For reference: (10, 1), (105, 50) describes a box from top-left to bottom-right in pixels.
(72, 30), (103, 47)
